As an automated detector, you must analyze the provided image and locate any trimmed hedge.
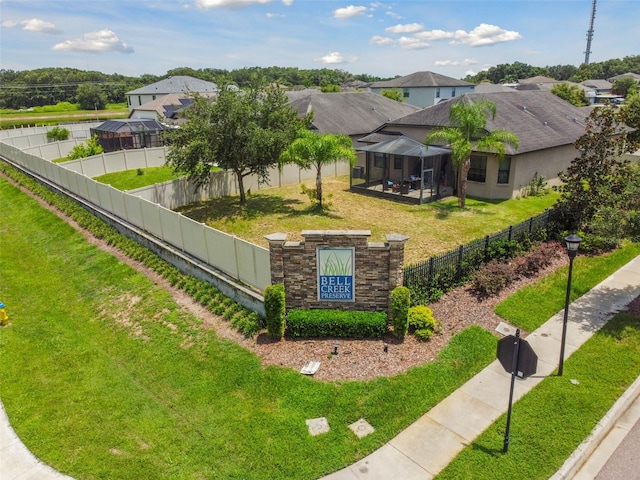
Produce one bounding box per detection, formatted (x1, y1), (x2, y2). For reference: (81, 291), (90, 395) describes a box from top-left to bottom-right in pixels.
(285, 309), (388, 338)
(264, 284), (286, 339)
(391, 286), (410, 339)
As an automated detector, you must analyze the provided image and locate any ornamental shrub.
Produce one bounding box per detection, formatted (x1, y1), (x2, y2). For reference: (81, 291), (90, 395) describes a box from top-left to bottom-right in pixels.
(285, 309), (387, 338)
(472, 261), (516, 298)
(391, 286), (410, 339)
(408, 305), (440, 342)
(264, 284), (286, 339)
(46, 126), (70, 141)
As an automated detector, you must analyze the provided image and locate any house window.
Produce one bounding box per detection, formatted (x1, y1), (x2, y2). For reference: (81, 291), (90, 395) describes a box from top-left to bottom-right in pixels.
(436, 88), (440, 98)
(152, 95), (156, 100)
(497, 157), (511, 184)
(373, 152), (385, 169)
(403, 88), (410, 98)
(394, 156), (404, 170)
(468, 155), (487, 182)
(452, 87), (456, 97)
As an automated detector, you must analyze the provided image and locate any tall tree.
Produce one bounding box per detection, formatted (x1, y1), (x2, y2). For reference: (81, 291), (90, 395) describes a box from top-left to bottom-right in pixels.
(166, 80), (307, 204)
(279, 130), (356, 209)
(425, 99), (519, 208)
(75, 83), (107, 110)
(556, 104), (640, 230)
(551, 82), (589, 106)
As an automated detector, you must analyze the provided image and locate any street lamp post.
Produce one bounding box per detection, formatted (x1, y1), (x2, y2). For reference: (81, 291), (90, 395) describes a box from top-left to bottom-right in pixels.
(558, 233), (583, 376)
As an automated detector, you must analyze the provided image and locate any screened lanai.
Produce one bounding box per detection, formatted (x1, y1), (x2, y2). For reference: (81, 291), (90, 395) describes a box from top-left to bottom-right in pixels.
(90, 119), (171, 153)
(351, 135), (453, 204)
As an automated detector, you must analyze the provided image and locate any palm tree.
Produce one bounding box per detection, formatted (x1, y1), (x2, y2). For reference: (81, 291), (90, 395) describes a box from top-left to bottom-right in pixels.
(279, 130), (357, 209)
(425, 99), (519, 208)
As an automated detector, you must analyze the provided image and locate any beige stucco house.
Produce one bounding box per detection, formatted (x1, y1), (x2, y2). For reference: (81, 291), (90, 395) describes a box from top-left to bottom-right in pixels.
(356, 90), (593, 201)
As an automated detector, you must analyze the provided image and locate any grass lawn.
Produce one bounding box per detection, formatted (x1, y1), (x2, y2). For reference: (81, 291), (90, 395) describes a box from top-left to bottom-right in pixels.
(436, 310), (640, 480)
(0, 176), (497, 480)
(94, 166), (187, 190)
(0, 103), (128, 128)
(176, 176), (559, 265)
(495, 242), (640, 332)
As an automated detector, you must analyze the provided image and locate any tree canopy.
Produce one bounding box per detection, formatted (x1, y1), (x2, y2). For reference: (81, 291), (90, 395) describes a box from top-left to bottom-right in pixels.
(166, 80), (309, 204)
(425, 99), (519, 208)
(556, 104), (640, 234)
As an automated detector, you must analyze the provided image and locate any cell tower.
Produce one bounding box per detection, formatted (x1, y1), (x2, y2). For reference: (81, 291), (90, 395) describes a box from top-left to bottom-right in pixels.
(584, 0), (597, 64)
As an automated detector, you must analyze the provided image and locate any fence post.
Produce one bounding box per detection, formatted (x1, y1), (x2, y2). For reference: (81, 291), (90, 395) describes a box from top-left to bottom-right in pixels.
(484, 235), (490, 263)
(508, 225), (513, 241)
(456, 245), (464, 282)
(428, 257), (434, 285)
(529, 216), (533, 235)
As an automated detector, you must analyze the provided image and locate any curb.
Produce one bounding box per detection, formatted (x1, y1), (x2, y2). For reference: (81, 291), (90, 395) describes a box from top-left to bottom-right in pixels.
(550, 373), (640, 479)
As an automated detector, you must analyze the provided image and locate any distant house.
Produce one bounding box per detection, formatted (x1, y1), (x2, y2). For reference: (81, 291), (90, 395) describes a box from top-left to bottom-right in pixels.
(90, 119), (171, 153)
(579, 79), (623, 104)
(608, 72), (640, 83)
(129, 92), (216, 122)
(353, 90), (593, 201)
(369, 71), (475, 108)
(286, 91), (420, 146)
(125, 76), (218, 111)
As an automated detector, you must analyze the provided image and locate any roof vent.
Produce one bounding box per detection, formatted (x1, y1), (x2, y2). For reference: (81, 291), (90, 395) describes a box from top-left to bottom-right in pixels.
(523, 106), (527, 110)
(573, 117), (577, 122)
(544, 121), (548, 126)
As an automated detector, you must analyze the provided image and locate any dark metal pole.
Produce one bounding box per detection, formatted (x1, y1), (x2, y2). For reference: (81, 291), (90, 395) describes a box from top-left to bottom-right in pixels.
(558, 254), (575, 376)
(503, 329), (521, 453)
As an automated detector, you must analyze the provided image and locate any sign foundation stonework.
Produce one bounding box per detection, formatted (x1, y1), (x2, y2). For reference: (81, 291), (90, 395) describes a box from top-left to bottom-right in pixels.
(265, 230), (409, 313)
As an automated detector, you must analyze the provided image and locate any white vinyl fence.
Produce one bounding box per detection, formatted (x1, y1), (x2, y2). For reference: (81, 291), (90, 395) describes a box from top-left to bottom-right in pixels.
(0, 140), (270, 292)
(1, 130), (351, 293)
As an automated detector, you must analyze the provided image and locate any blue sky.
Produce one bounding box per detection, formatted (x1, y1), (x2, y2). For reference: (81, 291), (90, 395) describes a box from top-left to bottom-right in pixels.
(1, 0), (638, 79)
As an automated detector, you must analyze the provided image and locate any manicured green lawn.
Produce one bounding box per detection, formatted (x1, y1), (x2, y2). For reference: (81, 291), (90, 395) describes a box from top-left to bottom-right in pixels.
(94, 166), (186, 190)
(176, 176), (559, 264)
(436, 311), (640, 480)
(495, 242), (640, 332)
(0, 177), (497, 479)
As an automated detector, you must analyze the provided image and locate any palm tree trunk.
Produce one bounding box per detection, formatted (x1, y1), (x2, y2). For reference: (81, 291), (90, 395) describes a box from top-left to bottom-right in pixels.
(459, 158), (471, 209)
(316, 165), (323, 209)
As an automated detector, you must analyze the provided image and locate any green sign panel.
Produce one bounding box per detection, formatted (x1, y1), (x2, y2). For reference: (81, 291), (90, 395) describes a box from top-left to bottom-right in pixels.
(317, 248), (355, 302)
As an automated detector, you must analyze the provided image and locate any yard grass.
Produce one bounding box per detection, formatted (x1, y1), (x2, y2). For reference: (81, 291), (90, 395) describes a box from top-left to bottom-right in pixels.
(176, 176), (559, 265)
(0, 176), (497, 480)
(94, 166), (187, 190)
(495, 242), (640, 332)
(436, 310), (640, 480)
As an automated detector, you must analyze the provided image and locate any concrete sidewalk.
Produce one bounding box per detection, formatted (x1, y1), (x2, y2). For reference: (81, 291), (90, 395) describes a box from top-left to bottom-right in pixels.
(322, 255), (640, 480)
(2, 256), (640, 480)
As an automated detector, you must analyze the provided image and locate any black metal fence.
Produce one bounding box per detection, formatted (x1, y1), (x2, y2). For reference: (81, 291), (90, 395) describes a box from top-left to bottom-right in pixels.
(403, 209), (559, 304)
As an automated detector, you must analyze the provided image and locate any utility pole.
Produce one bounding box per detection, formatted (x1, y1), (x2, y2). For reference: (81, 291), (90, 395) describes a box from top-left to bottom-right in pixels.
(584, 0), (596, 64)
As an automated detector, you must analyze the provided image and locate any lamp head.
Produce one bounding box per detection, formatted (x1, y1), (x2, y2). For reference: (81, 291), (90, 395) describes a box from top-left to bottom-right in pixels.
(564, 233), (583, 255)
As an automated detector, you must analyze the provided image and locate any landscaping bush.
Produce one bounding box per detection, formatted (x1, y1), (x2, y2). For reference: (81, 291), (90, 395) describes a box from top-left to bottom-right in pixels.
(285, 309), (387, 338)
(264, 284), (286, 339)
(472, 260), (516, 298)
(46, 126), (70, 141)
(391, 286), (410, 339)
(513, 240), (562, 277)
(408, 305), (441, 342)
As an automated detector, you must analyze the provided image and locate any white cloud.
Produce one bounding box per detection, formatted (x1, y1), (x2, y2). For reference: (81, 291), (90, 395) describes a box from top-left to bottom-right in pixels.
(398, 36), (429, 50)
(52, 30), (134, 54)
(370, 35), (394, 46)
(316, 52), (345, 65)
(282, 0), (293, 5)
(21, 18), (62, 35)
(416, 29), (455, 41)
(333, 5), (368, 19)
(385, 23), (423, 34)
(450, 23), (522, 46)
(195, 0), (272, 8)
(385, 11), (402, 20)
(266, 12), (284, 17)
(1, 20), (19, 28)
(435, 58), (478, 66)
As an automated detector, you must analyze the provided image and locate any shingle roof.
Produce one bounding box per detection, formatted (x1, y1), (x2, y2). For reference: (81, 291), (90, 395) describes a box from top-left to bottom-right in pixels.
(126, 76), (218, 95)
(518, 75), (559, 85)
(286, 91), (421, 136)
(370, 71), (474, 89)
(130, 92), (216, 118)
(383, 91), (593, 154)
(357, 136), (451, 158)
(580, 79), (613, 90)
(608, 72), (640, 82)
